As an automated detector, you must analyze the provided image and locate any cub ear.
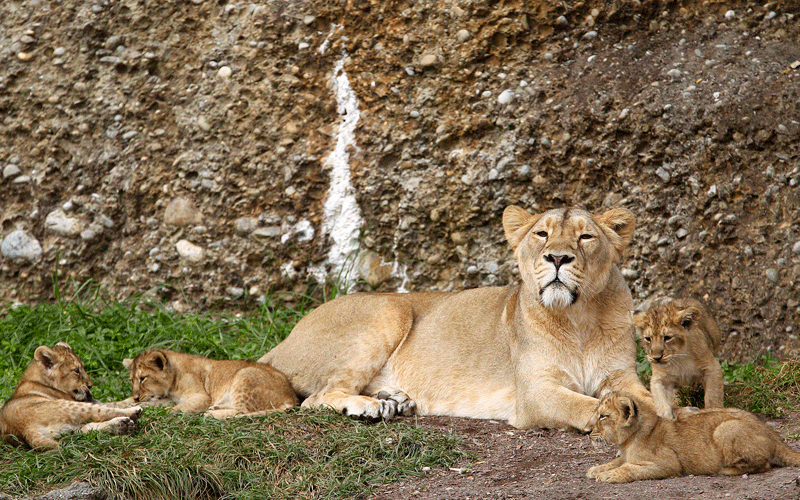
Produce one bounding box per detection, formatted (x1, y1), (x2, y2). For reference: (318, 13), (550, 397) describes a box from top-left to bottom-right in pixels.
(594, 208), (636, 260)
(503, 205), (541, 250)
(618, 395), (638, 427)
(34, 346), (58, 370)
(122, 358), (134, 371)
(676, 306), (700, 330)
(631, 309), (646, 328)
(54, 341), (73, 351)
(147, 350), (168, 371)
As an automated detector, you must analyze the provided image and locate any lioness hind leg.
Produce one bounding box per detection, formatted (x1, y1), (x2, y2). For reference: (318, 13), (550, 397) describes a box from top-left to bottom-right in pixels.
(302, 391), (400, 421)
(373, 387), (416, 416)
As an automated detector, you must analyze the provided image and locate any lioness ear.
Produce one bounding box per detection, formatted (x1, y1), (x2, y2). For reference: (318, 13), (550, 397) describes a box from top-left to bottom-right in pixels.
(34, 346), (57, 370)
(122, 358), (134, 371)
(594, 208), (635, 260)
(618, 396), (638, 427)
(503, 205), (541, 250)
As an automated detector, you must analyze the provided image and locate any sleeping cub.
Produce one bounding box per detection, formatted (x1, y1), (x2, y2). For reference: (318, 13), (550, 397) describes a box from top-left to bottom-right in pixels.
(0, 342), (142, 449)
(633, 298), (723, 418)
(586, 391), (800, 483)
(120, 349), (297, 418)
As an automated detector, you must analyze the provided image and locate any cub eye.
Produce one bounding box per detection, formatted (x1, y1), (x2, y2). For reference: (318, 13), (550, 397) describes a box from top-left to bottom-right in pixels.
(536, 231), (548, 238)
(598, 414), (608, 420)
(579, 234), (593, 240)
(139, 376), (147, 383)
(681, 318), (692, 329)
(73, 368), (81, 375)
(643, 337), (651, 343)
(663, 335), (674, 342)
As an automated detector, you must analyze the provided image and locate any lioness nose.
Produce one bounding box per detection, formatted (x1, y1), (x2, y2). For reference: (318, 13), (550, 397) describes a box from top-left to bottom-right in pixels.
(544, 253), (574, 269)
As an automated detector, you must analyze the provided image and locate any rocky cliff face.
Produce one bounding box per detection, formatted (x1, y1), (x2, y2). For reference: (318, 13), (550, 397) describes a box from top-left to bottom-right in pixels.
(1, 0), (799, 362)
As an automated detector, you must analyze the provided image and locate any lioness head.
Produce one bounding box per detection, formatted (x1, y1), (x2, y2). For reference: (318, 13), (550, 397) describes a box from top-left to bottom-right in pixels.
(33, 342), (94, 402)
(586, 391), (642, 446)
(503, 206), (635, 309)
(633, 298), (719, 365)
(122, 349), (175, 403)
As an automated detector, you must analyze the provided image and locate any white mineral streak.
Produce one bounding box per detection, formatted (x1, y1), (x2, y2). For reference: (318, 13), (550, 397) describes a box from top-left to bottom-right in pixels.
(311, 53), (364, 290)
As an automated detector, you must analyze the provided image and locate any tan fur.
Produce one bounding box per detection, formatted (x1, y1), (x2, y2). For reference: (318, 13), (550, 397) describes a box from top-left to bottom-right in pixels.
(120, 349), (297, 418)
(0, 343), (142, 449)
(586, 391), (800, 482)
(633, 298), (723, 418)
(258, 206), (651, 430)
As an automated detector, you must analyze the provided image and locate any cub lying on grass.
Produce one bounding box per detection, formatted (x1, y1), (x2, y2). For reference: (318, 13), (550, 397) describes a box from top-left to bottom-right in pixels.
(633, 297), (723, 418)
(0, 342), (142, 450)
(585, 391), (800, 483)
(120, 349), (297, 418)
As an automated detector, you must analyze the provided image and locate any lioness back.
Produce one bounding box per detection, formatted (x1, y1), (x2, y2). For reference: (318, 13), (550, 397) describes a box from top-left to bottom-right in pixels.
(634, 297), (723, 418)
(123, 349), (297, 418)
(586, 391), (800, 483)
(0, 343), (141, 449)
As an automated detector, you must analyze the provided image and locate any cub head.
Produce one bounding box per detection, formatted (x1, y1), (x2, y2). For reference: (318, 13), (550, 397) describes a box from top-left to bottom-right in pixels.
(32, 342), (94, 402)
(122, 349), (175, 403)
(503, 206), (635, 309)
(586, 391), (642, 446)
(633, 298), (720, 365)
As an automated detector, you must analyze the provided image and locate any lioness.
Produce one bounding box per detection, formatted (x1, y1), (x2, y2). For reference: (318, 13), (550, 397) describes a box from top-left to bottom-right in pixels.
(0, 342), (142, 449)
(586, 391), (800, 482)
(259, 206), (651, 430)
(121, 349), (297, 417)
(634, 297), (723, 418)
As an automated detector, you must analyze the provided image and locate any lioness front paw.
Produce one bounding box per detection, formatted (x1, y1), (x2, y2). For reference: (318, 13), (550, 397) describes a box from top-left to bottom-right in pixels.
(343, 397), (398, 421)
(594, 470), (630, 483)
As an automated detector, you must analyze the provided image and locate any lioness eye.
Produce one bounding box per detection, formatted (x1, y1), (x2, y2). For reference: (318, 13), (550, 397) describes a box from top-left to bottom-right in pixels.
(536, 231), (548, 238)
(681, 319), (692, 329)
(139, 377), (146, 383)
(664, 335), (673, 342)
(73, 368), (81, 375)
(643, 337), (651, 343)
(579, 234), (593, 240)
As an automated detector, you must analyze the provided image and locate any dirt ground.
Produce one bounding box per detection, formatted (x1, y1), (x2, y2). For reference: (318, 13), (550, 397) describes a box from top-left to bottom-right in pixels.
(368, 414), (800, 500)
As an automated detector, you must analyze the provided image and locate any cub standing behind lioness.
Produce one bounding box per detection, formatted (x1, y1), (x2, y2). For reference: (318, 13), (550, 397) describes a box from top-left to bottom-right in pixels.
(585, 391), (800, 482)
(0, 342), (142, 449)
(633, 297), (723, 418)
(260, 206), (652, 430)
(121, 349), (297, 417)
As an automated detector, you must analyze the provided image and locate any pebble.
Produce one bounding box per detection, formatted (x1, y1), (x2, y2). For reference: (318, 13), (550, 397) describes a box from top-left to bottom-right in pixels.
(655, 167), (671, 182)
(420, 54), (438, 67)
(253, 226), (281, 239)
(3, 164), (21, 178)
(676, 228), (689, 239)
(176, 240), (204, 263)
(766, 268), (779, 283)
(164, 197), (203, 226)
(217, 66), (232, 78)
(618, 108), (630, 120)
(234, 217), (259, 235)
(53, 47), (66, 56)
(724, 10), (735, 20)
(792, 241), (800, 254)
(622, 268), (640, 280)
(17, 52), (34, 61)
(456, 29), (471, 42)
(1, 230), (42, 261)
(667, 68), (682, 79)
(582, 31), (598, 40)
(226, 286), (244, 298)
(497, 89), (515, 105)
(556, 15), (568, 26)
(45, 209), (83, 237)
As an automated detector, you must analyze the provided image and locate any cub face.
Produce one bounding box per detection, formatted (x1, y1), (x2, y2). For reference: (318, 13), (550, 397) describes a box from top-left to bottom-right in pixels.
(122, 349), (174, 403)
(634, 299), (703, 365)
(503, 206), (635, 309)
(586, 391), (640, 446)
(35, 342), (94, 402)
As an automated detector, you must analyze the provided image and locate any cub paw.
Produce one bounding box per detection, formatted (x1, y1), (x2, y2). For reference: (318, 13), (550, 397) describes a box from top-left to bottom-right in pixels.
(124, 406), (143, 421)
(106, 416), (136, 435)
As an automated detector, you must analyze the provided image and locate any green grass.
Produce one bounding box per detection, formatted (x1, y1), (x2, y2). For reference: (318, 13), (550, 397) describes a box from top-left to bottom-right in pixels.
(0, 287), (464, 499)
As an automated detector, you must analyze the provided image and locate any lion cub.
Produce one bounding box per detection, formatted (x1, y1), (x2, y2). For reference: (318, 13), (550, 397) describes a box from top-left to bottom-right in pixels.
(586, 391), (800, 483)
(0, 342), (142, 449)
(633, 298), (723, 418)
(121, 349), (297, 418)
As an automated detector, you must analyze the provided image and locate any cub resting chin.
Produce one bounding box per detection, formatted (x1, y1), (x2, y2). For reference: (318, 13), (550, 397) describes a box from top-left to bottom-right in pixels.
(259, 206), (651, 430)
(120, 349), (297, 418)
(0, 343), (142, 450)
(586, 391), (800, 482)
(634, 297), (723, 419)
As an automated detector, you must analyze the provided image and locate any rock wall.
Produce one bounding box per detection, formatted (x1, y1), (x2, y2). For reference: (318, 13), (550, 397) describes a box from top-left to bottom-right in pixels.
(1, 0), (799, 361)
